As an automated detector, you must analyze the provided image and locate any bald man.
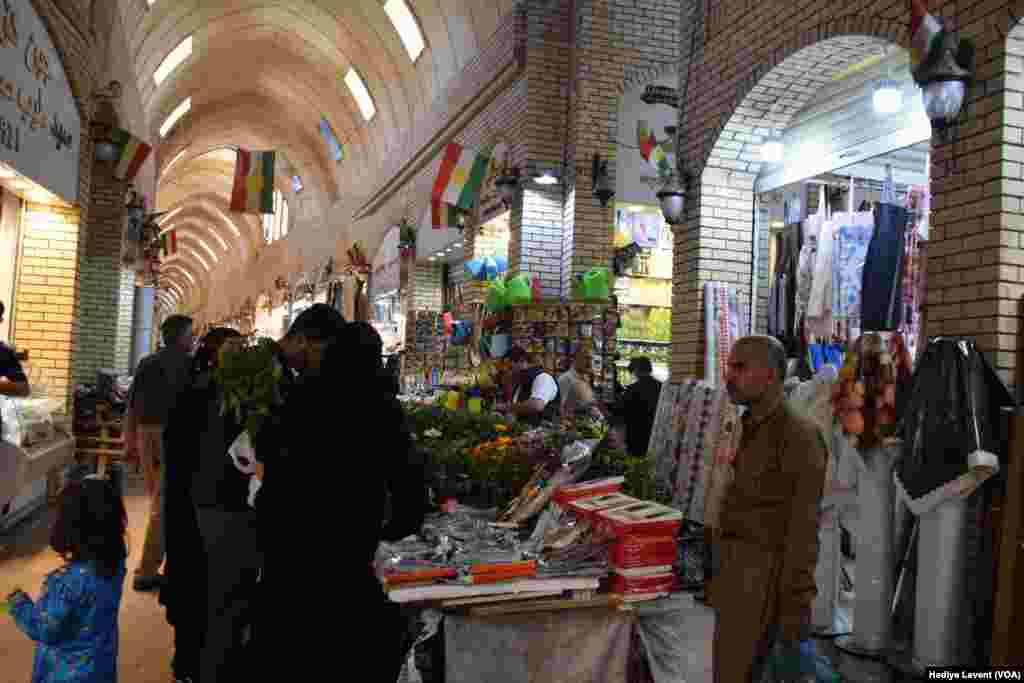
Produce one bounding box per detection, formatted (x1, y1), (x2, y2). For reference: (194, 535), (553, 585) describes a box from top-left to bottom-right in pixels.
(708, 336), (827, 681)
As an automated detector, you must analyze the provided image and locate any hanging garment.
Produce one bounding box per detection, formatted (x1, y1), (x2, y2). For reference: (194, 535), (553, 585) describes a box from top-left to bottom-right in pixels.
(705, 281), (746, 386)
(832, 217), (873, 339)
(860, 203), (909, 331)
(795, 188), (828, 336)
(767, 233), (789, 340)
(894, 338), (1012, 514)
(805, 216), (835, 336)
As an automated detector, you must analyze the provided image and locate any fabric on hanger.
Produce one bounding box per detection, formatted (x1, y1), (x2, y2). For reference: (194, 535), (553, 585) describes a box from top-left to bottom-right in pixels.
(832, 213), (873, 339)
(861, 203), (909, 331)
(795, 186), (828, 335)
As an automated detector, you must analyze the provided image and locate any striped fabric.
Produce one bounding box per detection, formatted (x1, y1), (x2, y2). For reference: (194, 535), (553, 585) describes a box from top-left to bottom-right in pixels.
(110, 128), (151, 181)
(160, 230), (177, 257)
(431, 198), (464, 230)
(230, 149), (276, 214)
(432, 143), (491, 212)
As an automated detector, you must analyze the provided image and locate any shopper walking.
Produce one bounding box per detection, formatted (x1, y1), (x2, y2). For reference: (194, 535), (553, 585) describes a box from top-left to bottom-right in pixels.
(708, 336), (827, 681)
(124, 314), (195, 592)
(610, 357), (662, 458)
(5, 477), (128, 683)
(257, 308), (426, 681)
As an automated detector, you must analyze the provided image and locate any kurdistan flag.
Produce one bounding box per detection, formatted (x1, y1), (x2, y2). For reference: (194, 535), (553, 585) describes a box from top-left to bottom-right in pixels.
(159, 230), (177, 257)
(230, 149), (276, 214)
(909, 0), (943, 74)
(637, 121), (672, 177)
(432, 143), (491, 212)
(110, 128), (152, 181)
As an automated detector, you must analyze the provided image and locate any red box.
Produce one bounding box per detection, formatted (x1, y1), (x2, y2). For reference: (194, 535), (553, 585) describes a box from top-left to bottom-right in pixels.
(611, 535), (678, 569)
(596, 501), (683, 538)
(609, 571), (679, 595)
(566, 493), (638, 523)
(552, 476), (625, 506)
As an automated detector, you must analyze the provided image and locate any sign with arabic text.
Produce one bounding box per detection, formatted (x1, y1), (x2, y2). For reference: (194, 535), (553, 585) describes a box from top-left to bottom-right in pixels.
(0, 0), (81, 203)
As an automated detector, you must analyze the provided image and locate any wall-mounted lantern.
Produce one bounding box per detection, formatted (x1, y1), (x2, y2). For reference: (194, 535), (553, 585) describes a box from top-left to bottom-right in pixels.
(592, 154), (615, 208)
(910, 0), (974, 131)
(91, 81), (123, 163)
(494, 165), (521, 209)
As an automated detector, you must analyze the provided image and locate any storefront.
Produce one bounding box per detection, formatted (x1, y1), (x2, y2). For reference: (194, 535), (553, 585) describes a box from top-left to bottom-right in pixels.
(371, 224), (403, 350)
(613, 77), (676, 384)
(0, 0), (84, 530)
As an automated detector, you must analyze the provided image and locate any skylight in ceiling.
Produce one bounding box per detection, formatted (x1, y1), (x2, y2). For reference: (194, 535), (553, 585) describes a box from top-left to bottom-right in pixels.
(154, 36), (192, 86)
(344, 68), (376, 121)
(384, 0), (425, 62)
(160, 97), (191, 138)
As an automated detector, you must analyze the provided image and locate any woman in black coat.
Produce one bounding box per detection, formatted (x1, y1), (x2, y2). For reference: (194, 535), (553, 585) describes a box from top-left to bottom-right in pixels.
(160, 327), (243, 683)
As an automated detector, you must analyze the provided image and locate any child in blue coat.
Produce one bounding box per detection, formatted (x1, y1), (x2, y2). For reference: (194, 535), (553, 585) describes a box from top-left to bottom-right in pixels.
(5, 476), (128, 682)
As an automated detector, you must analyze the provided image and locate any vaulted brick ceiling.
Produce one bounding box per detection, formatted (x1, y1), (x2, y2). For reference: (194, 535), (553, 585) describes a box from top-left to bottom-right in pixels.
(124, 0), (513, 313)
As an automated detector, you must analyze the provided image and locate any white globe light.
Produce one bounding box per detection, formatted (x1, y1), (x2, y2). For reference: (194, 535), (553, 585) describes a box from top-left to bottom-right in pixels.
(873, 80), (903, 114)
(761, 141), (784, 163)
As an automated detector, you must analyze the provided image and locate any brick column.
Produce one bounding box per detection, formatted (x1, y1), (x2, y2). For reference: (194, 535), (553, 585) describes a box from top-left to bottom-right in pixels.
(72, 159), (135, 384)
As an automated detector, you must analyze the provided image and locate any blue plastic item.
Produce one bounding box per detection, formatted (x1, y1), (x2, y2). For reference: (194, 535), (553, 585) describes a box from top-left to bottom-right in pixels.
(464, 258), (484, 280)
(493, 255), (508, 275)
(450, 320), (473, 346)
(481, 256), (499, 281)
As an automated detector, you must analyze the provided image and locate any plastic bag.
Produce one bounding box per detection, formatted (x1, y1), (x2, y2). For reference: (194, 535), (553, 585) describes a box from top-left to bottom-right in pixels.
(760, 638), (837, 682)
(505, 274), (533, 305)
(894, 338), (1012, 515)
(481, 256), (500, 281)
(493, 255), (508, 276)
(0, 397), (60, 447)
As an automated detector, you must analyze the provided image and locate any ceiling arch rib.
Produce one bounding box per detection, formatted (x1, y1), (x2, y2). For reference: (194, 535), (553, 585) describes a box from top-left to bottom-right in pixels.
(159, 280), (185, 304)
(161, 257), (206, 291)
(154, 100), (341, 203)
(175, 231), (219, 264)
(134, 3), (409, 164)
(158, 274), (191, 306)
(157, 197), (260, 264)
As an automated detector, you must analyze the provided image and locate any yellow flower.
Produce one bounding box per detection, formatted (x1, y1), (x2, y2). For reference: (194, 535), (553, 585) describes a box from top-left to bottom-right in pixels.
(495, 424), (508, 432)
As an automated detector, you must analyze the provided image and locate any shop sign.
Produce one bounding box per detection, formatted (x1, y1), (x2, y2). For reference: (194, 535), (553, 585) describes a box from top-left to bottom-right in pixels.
(476, 141), (509, 225)
(371, 225), (400, 299)
(0, 0), (81, 204)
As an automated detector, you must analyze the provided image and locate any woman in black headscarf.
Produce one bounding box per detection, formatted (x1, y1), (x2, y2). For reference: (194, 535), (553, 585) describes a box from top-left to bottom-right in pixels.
(257, 313), (426, 681)
(160, 327), (243, 683)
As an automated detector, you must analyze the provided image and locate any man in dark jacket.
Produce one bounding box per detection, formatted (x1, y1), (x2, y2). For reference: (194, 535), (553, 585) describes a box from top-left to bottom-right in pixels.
(612, 357), (662, 458)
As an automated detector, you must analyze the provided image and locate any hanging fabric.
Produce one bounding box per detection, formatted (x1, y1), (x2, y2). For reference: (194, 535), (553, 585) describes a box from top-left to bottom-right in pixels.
(767, 232), (789, 341)
(831, 186), (873, 341)
(806, 179), (852, 337)
(860, 196), (909, 331)
(794, 186), (828, 336)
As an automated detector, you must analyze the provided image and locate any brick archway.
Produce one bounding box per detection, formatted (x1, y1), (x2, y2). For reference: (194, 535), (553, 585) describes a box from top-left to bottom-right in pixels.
(674, 26), (908, 382)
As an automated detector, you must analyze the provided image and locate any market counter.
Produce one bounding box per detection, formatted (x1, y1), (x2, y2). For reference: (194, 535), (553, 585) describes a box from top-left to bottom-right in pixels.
(0, 434), (76, 530)
(443, 594), (714, 683)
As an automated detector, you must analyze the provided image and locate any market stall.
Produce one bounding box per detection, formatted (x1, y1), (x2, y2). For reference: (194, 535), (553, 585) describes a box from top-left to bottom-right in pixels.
(386, 397), (709, 682)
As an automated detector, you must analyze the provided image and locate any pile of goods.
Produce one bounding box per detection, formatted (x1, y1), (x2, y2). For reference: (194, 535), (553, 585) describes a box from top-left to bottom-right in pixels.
(830, 333), (913, 450)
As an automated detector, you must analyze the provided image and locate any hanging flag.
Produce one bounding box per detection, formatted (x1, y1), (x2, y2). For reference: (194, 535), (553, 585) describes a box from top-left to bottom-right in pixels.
(432, 142), (491, 211)
(110, 129), (152, 181)
(230, 149), (276, 214)
(160, 230), (177, 257)
(909, 0), (943, 73)
(637, 120), (672, 177)
(431, 198), (464, 230)
(319, 116), (346, 163)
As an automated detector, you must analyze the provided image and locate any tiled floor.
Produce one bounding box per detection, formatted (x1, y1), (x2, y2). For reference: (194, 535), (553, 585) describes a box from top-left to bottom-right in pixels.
(0, 473), (927, 682)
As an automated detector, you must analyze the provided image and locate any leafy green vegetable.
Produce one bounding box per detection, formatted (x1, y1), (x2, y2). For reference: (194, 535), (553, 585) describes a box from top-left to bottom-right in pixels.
(212, 337), (284, 437)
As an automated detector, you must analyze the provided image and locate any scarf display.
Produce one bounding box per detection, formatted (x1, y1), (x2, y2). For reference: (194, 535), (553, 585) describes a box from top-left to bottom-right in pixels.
(704, 282), (746, 387)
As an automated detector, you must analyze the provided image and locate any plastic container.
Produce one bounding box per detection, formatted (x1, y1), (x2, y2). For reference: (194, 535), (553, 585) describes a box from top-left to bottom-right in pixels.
(596, 501), (684, 538)
(506, 274), (533, 305)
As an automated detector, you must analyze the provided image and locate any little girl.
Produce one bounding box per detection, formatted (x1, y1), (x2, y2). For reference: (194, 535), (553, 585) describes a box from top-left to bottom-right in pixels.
(5, 476), (128, 682)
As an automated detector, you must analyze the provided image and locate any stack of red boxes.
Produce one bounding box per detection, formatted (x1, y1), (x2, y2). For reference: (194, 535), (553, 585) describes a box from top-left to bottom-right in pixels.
(550, 476), (626, 512)
(597, 501), (683, 602)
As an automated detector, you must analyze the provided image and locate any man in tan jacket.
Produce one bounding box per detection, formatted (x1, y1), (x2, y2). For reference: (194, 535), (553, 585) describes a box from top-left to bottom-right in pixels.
(708, 336), (827, 681)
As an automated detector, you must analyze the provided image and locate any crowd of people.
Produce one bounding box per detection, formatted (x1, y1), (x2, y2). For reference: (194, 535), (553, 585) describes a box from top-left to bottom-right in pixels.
(3, 312), (827, 682)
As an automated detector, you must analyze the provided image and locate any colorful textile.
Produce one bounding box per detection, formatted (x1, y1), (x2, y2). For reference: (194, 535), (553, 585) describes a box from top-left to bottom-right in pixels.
(432, 143), (491, 211)
(319, 116), (346, 162)
(159, 230), (177, 257)
(805, 218), (835, 337)
(832, 223), (873, 339)
(8, 561), (126, 683)
(637, 121), (671, 177)
(229, 149), (275, 214)
(704, 282), (746, 386)
(110, 129), (151, 181)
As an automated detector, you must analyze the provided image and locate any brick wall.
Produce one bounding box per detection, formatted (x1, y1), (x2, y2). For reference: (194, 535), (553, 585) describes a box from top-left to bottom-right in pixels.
(12, 204), (79, 404)
(674, 2), (1024, 387)
(114, 268), (135, 372)
(74, 256), (122, 384)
